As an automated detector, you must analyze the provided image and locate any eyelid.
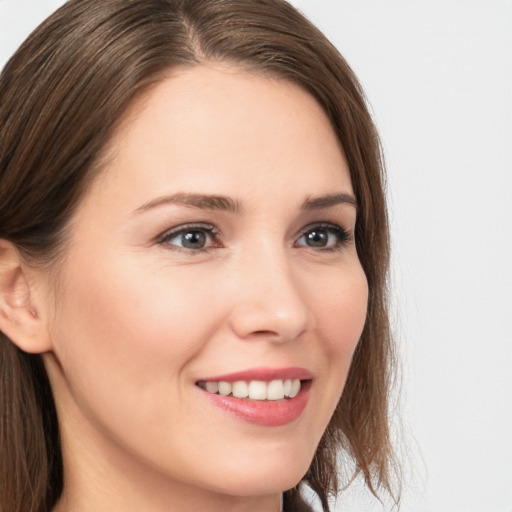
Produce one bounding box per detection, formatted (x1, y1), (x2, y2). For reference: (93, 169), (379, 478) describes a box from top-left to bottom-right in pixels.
(155, 220), (352, 253)
(295, 221), (353, 248)
(157, 222), (220, 250)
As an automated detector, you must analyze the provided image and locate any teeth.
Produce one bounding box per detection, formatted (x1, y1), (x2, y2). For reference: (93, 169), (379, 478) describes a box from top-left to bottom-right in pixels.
(205, 381), (219, 394)
(267, 379), (285, 400)
(289, 379), (301, 398)
(199, 379), (302, 401)
(283, 379), (292, 397)
(218, 381), (231, 396)
(248, 380), (267, 400)
(232, 381), (249, 398)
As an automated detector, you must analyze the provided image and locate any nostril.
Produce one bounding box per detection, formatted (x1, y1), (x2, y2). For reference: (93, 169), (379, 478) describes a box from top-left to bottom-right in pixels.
(251, 329), (279, 336)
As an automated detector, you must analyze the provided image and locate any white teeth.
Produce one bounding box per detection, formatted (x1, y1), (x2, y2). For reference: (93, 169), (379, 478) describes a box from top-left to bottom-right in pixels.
(283, 379), (292, 396)
(248, 380), (267, 400)
(205, 381), (219, 394)
(267, 379), (285, 400)
(218, 381), (231, 396)
(289, 379), (301, 398)
(232, 381), (249, 398)
(200, 378), (302, 401)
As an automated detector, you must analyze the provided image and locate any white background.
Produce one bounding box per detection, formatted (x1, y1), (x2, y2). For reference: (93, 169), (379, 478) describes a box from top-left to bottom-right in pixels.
(1, 1), (511, 511)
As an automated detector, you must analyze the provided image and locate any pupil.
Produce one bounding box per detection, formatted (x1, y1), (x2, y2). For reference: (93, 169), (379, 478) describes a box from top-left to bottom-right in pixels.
(307, 230), (328, 247)
(183, 231), (206, 248)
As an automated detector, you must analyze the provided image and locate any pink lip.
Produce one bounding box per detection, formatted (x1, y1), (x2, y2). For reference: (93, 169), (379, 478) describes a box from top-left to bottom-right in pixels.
(196, 367), (313, 427)
(198, 366), (313, 382)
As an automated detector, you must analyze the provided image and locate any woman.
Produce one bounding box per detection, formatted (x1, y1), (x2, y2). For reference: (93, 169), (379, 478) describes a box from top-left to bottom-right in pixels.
(0, 1), (398, 511)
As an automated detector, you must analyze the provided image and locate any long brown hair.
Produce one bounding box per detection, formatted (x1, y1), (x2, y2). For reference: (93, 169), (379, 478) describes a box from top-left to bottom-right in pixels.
(0, 1), (398, 511)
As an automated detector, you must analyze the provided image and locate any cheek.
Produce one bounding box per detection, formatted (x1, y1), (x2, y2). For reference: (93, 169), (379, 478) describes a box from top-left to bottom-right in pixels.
(51, 255), (222, 395)
(48, 255), (231, 470)
(308, 263), (368, 417)
(313, 264), (369, 357)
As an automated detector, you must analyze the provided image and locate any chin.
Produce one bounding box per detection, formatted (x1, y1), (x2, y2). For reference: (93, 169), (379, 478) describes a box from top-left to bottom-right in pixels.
(200, 446), (314, 497)
(211, 471), (304, 498)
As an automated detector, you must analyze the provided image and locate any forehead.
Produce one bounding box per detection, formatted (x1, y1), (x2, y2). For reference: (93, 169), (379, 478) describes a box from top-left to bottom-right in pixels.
(87, 64), (351, 210)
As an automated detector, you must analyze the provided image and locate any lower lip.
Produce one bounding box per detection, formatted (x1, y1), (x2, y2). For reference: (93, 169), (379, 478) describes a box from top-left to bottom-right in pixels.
(198, 381), (311, 427)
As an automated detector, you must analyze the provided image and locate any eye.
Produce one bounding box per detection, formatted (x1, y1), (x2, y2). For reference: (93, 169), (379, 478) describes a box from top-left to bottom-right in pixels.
(295, 223), (351, 250)
(158, 223), (220, 251)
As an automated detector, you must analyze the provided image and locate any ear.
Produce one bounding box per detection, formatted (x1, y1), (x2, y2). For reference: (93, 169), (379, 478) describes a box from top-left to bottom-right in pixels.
(0, 240), (52, 354)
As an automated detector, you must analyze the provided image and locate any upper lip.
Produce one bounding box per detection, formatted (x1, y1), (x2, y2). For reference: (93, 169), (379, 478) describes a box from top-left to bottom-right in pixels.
(197, 367), (313, 383)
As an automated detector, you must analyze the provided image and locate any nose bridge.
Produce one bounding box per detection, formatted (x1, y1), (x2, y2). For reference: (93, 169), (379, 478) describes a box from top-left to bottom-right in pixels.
(228, 240), (309, 342)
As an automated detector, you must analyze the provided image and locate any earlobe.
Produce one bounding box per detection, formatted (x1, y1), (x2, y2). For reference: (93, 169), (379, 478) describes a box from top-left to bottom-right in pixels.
(0, 240), (52, 354)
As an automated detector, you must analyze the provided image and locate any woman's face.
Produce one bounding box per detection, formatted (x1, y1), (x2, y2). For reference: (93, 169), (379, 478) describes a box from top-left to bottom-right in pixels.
(43, 65), (368, 504)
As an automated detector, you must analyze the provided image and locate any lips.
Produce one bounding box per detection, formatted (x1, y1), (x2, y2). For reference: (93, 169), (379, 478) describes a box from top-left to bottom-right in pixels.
(195, 367), (312, 427)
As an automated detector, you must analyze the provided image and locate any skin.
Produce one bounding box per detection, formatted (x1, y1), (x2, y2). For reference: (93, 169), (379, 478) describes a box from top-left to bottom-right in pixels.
(29, 65), (368, 511)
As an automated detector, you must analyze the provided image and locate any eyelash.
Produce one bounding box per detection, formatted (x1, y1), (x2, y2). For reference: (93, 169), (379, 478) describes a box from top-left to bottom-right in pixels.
(157, 222), (352, 253)
(295, 222), (353, 252)
(157, 223), (220, 253)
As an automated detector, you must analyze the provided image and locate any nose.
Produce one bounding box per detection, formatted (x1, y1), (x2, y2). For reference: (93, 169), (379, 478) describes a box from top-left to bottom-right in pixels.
(227, 246), (309, 343)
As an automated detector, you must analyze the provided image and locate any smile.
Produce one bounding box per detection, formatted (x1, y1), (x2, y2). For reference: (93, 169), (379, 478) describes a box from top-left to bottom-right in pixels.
(196, 379), (301, 401)
(195, 367), (312, 426)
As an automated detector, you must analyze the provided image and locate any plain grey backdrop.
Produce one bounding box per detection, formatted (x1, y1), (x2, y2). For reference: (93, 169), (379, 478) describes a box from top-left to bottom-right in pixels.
(1, 1), (511, 511)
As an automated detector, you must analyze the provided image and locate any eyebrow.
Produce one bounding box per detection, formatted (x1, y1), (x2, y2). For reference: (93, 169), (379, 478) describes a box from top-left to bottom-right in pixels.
(301, 193), (357, 211)
(134, 192), (243, 214)
(134, 191), (357, 215)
